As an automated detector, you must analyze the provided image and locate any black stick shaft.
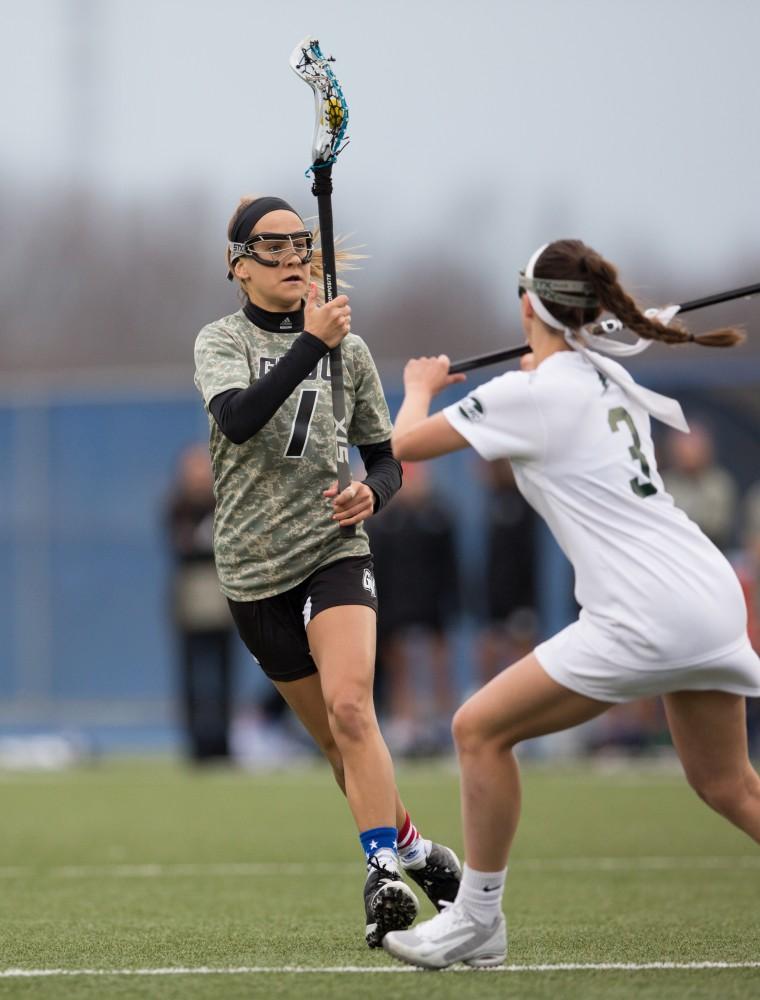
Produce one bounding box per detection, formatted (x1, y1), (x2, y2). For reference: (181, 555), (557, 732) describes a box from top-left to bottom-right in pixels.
(447, 280), (760, 375)
(312, 164), (354, 536)
(676, 281), (760, 315)
(448, 345), (530, 374)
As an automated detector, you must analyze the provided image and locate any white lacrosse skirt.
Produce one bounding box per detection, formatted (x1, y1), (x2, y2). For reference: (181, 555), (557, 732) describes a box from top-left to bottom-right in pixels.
(535, 619), (760, 704)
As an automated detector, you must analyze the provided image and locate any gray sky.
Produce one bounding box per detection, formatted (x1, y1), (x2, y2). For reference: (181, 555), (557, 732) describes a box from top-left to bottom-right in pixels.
(2, 0), (759, 295)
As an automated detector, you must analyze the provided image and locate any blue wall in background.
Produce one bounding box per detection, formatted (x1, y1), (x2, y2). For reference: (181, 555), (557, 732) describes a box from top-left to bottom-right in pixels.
(0, 366), (756, 750)
(0, 393), (208, 746)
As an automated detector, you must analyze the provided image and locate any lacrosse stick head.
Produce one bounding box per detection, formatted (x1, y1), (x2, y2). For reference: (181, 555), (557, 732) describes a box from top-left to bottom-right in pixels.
(289, 36), (349, 172)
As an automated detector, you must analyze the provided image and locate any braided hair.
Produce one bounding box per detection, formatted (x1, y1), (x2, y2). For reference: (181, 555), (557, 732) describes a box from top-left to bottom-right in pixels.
(534, 240), (744, 348)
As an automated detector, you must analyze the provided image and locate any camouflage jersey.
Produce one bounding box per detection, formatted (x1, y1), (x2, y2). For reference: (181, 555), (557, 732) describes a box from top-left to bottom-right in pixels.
(194, 309), (393, 601)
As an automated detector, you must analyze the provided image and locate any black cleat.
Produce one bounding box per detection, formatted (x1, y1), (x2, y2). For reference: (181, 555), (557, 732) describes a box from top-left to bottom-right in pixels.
(364, 856), (419, 948)
(404, 842), (462, 912)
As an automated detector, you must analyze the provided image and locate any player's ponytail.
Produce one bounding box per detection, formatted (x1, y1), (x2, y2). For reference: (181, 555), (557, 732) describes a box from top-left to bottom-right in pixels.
(534, 240), (745, 349)
(308, 226), (364, 303)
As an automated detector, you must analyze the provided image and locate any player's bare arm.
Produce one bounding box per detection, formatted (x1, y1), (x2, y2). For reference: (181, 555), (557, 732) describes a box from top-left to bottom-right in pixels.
(392, 355), (468, 461)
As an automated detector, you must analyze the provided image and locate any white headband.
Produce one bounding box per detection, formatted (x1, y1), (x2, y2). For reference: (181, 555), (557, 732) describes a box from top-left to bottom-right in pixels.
(524, 244), (566, 331)
(522, 245), (687, 431)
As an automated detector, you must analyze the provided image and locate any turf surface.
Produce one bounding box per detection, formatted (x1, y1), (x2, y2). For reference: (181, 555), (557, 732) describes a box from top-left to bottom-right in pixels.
(0, 758), (758, 999)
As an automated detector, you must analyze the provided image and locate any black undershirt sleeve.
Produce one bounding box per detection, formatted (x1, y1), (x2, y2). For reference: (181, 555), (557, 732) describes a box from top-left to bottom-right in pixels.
(208, 332), (328, 445)
(359, 440), (402, 513)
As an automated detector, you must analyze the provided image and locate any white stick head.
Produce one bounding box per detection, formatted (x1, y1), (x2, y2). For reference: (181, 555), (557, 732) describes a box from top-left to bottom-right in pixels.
(289, 36), (350, 170)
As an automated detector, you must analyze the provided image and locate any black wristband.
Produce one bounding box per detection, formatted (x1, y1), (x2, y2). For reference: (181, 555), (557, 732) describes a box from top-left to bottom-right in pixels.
(359, 440), (402, 513)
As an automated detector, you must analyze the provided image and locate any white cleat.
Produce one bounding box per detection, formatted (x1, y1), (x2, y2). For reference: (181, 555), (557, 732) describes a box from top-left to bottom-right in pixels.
(382, 900), (507, 970)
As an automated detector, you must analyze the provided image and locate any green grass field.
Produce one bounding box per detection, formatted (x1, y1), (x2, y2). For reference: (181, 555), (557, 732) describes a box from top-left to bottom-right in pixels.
(1, 758), (759, 999)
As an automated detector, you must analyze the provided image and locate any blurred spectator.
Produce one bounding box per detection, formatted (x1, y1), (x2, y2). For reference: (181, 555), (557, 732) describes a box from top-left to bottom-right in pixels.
(661, 421), (738, 551)
(166, 444), (234, 762)
(477, 459), (539, 684)
(365, 463), (459, 755)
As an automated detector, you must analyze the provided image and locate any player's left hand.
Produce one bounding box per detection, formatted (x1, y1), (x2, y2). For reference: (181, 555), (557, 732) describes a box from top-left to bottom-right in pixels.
(323, 480), (375, 526)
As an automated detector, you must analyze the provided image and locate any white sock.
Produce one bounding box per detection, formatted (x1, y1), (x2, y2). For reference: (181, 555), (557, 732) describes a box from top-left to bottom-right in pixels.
(398, 836), (430, 870)
(456, 863), (507, 923)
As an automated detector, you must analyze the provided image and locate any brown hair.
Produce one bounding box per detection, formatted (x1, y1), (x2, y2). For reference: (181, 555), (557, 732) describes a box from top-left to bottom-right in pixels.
(226, 196), (362, 302)
(534, 239), (744, 348)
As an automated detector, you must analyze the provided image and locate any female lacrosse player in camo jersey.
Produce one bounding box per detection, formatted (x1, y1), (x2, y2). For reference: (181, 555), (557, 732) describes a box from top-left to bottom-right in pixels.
(382, 239), (760, 970)
(194, 195), (461, 948)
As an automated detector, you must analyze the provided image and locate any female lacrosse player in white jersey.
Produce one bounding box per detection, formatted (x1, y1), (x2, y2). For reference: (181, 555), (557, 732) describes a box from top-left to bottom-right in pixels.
(194, 196), (461, 950)
(382, 238), (760, 970)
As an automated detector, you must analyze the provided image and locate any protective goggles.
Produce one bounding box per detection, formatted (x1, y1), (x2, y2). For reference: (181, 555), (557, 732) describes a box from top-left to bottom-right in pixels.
(228, 230), (314, 270)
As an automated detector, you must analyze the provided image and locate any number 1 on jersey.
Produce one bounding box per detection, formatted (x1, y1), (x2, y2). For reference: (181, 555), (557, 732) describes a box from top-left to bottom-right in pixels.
(285, 389), (319, 458)
(608, 406), (657, 498)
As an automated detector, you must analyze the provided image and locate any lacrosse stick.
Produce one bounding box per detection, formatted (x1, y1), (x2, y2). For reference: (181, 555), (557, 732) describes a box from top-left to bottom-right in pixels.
(290, 37), (354, 535)
(448, 280), (760, 374)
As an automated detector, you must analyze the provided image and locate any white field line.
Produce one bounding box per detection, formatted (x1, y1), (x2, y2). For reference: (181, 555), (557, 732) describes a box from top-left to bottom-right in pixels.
(0, 857), (759, 880)
(2, 962), (760, 979)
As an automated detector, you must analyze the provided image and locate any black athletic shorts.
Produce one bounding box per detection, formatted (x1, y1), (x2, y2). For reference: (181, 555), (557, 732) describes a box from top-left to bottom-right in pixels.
(227, 555), (378, 682)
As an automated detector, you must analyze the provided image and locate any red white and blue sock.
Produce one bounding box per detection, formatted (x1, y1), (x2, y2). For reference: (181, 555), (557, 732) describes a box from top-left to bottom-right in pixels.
(360, 826), (398, 870)
(397, 812), (430, 870)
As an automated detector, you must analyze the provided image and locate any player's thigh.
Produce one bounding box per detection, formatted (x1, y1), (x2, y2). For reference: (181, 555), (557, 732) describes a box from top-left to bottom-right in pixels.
(307, 604), (377, 709)
(228, 593), (339, 755)
(227, 593), (316, 683)
(663, 690), (751, 787)
(455, 652), (610, 748)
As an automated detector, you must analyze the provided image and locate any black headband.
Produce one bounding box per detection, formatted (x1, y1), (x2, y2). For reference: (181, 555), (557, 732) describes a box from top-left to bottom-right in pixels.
(230, 197), (301, 244)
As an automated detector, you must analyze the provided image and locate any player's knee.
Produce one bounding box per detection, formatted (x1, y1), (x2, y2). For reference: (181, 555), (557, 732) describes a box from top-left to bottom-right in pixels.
(688, 771), (747, 816)
(452, 703), (488, 754)
(453, 700), (519, 755)
(328, 693), (373, 744)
